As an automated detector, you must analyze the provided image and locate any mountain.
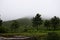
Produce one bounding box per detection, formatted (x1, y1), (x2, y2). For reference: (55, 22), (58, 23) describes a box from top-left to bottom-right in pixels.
(2, 17), (32, 28)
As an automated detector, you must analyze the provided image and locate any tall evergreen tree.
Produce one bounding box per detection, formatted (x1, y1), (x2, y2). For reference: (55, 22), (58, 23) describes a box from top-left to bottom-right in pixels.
(32, 13), (42, 30)
(50, 16), (60, 30)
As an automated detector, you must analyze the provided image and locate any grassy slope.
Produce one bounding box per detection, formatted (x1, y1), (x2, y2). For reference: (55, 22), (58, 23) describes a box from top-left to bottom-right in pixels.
(3, 18), (32, 27)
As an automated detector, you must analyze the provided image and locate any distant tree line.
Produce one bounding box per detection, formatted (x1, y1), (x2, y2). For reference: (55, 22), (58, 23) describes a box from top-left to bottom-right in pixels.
(0, 13), (60, 33)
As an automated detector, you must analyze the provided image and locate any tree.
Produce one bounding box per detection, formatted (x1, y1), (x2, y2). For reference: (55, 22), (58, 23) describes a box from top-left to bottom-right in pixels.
(50, 16), (60, 30)
(32, 13), (42, 30)
(11, 20), (19, 32)
(0, 18), (8, 33)
(0, 19), (2, 26)
(44, 20), (51, 30)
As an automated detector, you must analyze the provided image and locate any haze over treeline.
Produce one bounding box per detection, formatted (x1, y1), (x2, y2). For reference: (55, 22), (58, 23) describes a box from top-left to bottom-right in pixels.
(0, 0), (60, 21)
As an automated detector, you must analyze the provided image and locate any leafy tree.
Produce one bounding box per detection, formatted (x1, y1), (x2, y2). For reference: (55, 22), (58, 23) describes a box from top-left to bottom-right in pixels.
(0, 19), (2, 26)
(50, 16), (60, 30)
(0, 18), (8, 33)
(44, 20), (51, 30)
(11, 20), (19, 32)
(32, 13), (42, 30)
(46, 32), (60, 40)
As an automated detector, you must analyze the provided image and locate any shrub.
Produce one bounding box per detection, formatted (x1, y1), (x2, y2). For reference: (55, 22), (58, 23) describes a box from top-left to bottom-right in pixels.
(46, 32), (60, 40)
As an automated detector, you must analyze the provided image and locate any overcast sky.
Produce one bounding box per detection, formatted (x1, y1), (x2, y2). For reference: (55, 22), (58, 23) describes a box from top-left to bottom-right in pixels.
(0, 0), (60, 21)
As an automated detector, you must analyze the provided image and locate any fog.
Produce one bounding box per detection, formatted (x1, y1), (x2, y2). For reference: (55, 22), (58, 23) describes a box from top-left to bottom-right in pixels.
(0, 0), (60, 21)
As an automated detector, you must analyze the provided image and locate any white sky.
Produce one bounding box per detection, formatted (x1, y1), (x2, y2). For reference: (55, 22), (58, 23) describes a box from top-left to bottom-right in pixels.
(0, 0), (60, 21)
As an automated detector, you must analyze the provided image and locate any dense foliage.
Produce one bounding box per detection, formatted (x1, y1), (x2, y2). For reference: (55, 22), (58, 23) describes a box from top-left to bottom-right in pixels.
(0, 14), (60, 40)
(46, 32), (60, 40)
(32, 13), (42, 30)
(44, 20), (50, 30)
(1, 13), (60, 33)
(50, 16), (60, 30)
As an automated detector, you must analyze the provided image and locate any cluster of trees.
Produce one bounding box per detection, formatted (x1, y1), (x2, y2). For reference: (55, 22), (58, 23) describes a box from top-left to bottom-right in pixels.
(0, 13), (60, 33)
(45, 16), (60, 30)
(32, 13), (60, 31)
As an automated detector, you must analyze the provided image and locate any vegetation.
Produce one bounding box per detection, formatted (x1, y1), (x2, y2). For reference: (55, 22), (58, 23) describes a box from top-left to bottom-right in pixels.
(44, 20), (50, 30)
(0, 19), (2, 26)
(50, 16), (60, 30)
(46, 32), (60, 40)
(10, 20), (19, 32)
(0, 13), (60, 40)
(32, 13), (42, 30)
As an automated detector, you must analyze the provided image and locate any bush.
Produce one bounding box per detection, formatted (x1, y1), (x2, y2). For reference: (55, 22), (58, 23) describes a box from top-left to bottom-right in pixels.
(0, 26), (8, 33)
(45, 32), (60, 40)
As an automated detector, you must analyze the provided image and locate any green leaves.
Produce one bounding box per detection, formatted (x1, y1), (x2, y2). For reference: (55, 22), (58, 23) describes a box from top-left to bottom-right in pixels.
(0, 19), (2, 26)
(46, 32), (60, 40)
(11, 20), (19, 29)
(50, 16), (60, 30)
(0, 26), (8, 33)
(32, 13), (42, 26)
(44, 20), (51, 30)
(32, 13), (43, 30)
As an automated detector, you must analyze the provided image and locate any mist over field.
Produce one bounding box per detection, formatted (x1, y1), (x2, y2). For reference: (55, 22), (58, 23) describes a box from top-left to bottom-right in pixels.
(0, 0), (60, 21)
